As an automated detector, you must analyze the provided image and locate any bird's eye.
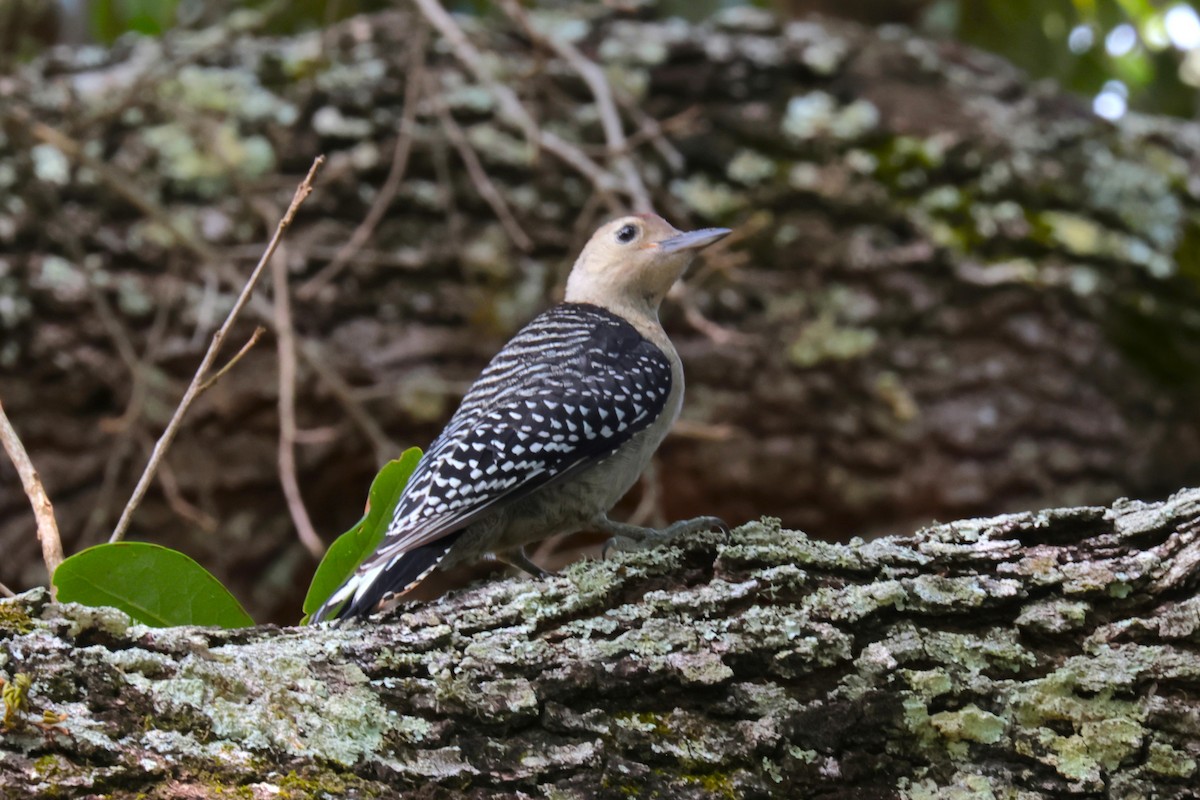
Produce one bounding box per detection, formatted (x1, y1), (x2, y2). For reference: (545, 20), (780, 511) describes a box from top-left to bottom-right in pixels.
(615, 224), (638, 244)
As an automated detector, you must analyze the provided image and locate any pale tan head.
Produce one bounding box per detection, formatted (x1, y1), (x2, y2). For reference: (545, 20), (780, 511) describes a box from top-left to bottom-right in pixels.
(564, 214), (731, 322)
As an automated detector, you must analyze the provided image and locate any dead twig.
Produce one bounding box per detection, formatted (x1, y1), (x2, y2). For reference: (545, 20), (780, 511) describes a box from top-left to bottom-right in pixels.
(411, 0), (621, 210)
(136, 432), (219, 534)
(208, 261), (403, 468)
(60, 229), (156, 541)
(670, 419), (738, 442)
(0, 580), (15, 599)
(615, 95), (689, 173)
(110, 156), (325, 544)
(430, 82), (535, 252)
(298, 340), (400, 466)
(0, 398), (65, 583)
(677, 292), (754, 346)
(298, 25), (429, 299)
(497, 0), (651, 211)
(16, 108), (398, 492)
(197, 327), (267, 392)
(269, 231), (325, 560)
(428, 119), (468, 241)
(84, 376), (145, 542)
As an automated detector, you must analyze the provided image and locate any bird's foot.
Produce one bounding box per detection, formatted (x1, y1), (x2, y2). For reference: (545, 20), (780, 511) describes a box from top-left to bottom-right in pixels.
(597, 515), (728, 556)
(494, 547), (552, 579)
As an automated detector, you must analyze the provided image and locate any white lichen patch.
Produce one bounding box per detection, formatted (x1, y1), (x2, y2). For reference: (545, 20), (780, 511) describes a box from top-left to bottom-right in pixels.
(162, 65), (298, 125)
(31, 256), (87, 302)
(142, 122), (275, 197)
(783, 92), (879, 142)
(126, 637), (392, 766)
(31, 144), (71, 185)
(380, 745), (479, 779)
(784, 22), (849, 75)
(670, 174), (746, 219)
(466, 125), (535, 168)
(57, 602), (134, 639)
(599, 20), (690, 66)
(727, 149), (777, 186)
(312, 106), (373, 139)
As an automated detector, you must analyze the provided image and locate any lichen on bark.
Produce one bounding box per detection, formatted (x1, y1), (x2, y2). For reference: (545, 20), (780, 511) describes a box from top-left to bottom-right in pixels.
(2, 488), (1199, 798)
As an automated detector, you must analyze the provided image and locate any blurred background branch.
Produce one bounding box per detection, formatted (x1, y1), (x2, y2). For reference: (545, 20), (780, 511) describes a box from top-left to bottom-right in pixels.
(4, 0), (1199, 119)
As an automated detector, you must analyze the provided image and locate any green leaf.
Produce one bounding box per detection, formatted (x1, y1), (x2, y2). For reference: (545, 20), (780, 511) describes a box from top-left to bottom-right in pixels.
(53, 542), (254, 628)
(301, 447), (422, 622)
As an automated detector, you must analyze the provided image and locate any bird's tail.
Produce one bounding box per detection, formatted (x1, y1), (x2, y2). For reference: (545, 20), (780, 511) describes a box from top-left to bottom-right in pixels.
(311, 530), (464, 623)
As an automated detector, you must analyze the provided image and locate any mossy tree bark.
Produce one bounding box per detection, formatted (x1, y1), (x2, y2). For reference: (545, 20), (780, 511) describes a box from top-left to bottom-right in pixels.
(0, 5), (1198, 623)
(1, 489), (1199, 798)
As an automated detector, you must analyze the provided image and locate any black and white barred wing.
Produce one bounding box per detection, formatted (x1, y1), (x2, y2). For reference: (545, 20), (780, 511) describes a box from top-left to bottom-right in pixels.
(316, 304), (673, 619)
(378, 303), (673, 555)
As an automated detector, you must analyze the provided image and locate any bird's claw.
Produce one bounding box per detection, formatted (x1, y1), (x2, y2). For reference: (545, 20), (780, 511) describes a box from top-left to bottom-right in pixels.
(601, 535), (642, 557)
(601, 516), (729, 559)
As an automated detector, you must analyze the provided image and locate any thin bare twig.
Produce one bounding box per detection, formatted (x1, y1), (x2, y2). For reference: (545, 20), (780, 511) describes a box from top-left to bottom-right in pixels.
(212, 262), (403, 467)
(84, 376), (145, 542)
(62, 230), (156, 540)
(428, 120), (468, 240)
(670, 419), (738, 441)
(298, 25), (429, 299)
(0, 398), (65, 583)
(0, 580), (15, 599)
(110, 156), (325, 544)
(269, 233), (324, 560)
(15, 110), (399, 489)
(678, 294), (754, 346)
(431, 82), (535, 252)
(615, 94), (688, 173)
(497, 0), (651, 212)
(136, 432), (218, 534)
(411, 0), (621, 209)
(197, 327), (267, 392)
(298, 340), (400, 465)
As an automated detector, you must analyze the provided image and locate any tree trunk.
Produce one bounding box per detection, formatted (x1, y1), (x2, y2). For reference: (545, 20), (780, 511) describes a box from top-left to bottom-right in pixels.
(2, 489), (1199, 798)
(1, 6), (1198, 625)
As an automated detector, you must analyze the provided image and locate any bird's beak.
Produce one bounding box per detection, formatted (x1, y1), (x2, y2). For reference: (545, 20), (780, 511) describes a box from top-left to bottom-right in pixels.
(656, 227), (732, 254)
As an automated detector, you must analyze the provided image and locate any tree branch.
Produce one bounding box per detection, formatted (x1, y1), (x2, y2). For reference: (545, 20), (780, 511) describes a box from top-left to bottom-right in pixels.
(109, 156), (325, 544)
(496, 0), (652, 211)
(2, 490), (1200, 796)
(0, 398), (64, 582)
(297, 25), (429, 300)
(411, 0), (622, 209)
(270, 234), (324, 560)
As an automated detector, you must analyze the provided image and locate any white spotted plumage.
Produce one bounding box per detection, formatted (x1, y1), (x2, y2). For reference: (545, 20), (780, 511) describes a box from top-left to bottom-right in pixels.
(312, 303), (673, 620)
(312, 213), (730, 622)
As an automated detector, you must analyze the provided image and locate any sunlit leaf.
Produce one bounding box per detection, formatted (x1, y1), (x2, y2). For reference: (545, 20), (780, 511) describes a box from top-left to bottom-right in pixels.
(53, 542), (254, 628)
(301, 447), (422, 622)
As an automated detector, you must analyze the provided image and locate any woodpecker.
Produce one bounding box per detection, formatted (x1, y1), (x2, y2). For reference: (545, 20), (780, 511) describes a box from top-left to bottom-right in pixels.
(313, 214), (731, 622)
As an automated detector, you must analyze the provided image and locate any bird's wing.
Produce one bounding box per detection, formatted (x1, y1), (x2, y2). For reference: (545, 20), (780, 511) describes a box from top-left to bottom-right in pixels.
(380, 303), (671, 555)
(316, 304), (674, 619)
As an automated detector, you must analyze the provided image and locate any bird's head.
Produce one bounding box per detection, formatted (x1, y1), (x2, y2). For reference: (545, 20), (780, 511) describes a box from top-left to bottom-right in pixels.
(564, 214), (731, 319)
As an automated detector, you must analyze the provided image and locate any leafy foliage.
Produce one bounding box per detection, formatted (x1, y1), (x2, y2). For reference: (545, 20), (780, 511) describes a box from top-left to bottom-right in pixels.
(939, 0), (1200, 120)
(53, 542), (254, 628)
(48, 448), (423, 628)
(89, 0), (181, 42)
(301, 447), (422, 623)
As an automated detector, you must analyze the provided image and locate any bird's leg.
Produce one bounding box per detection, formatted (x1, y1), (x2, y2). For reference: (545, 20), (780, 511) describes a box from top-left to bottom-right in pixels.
(494, 546), (551, 579)
(593, 514), (728, 555)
